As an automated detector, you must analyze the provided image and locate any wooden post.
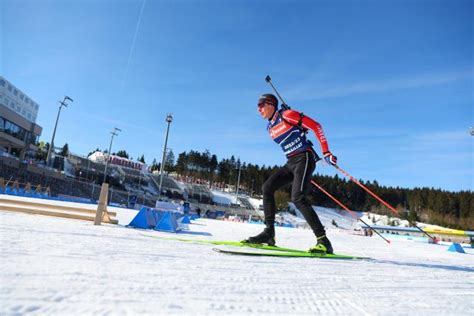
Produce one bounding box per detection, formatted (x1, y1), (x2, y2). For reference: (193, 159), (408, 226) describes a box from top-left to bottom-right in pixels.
(94, 183), (111, 225)
(0, 178), (5, 191)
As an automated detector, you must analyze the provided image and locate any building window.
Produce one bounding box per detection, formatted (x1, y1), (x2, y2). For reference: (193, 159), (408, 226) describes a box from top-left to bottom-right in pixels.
(35, 104), (39, 110)
(13, 89), (18, 96)
(2, 118), (30, 142)
(7, 85), (12, 92)
(5, 120), (20, 138)
(0, 79), (5, 87)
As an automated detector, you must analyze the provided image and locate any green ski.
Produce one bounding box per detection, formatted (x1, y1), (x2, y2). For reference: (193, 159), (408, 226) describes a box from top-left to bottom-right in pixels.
(213, 246), (370, 260)
(140, 232), (370, 259)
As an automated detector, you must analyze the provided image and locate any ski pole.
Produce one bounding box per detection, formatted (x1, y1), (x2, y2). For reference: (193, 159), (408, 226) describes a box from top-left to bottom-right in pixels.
(311, 180), (391, 244)
(333, 165), (435, 242)
(311, 180), (358, 220)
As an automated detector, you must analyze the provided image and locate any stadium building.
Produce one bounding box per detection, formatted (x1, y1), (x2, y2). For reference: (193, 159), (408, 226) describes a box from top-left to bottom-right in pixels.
(0, 76), (42, 159)
(88, 151), (146, 171)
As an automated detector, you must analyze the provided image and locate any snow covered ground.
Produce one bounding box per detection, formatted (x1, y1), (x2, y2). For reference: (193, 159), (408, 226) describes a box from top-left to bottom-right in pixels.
(1, 210), (473, 315)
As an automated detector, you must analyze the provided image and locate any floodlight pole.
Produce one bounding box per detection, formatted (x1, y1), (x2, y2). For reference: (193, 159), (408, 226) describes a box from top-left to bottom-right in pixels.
(103, 127), (121, 184)
(46, 96), (73, 166)
(158, 114), (173, 198)
(234, 160), (242, 205)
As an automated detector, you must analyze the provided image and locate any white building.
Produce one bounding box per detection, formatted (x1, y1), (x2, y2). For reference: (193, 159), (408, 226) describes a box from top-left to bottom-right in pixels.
(0, 76), (39, 123)
(0, 76), (42, 159)
(88, 151), (146, 171)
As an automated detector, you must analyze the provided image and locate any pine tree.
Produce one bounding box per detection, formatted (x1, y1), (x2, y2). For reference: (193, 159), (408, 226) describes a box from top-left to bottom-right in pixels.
(116, 150), (129, 159)
(165, 150), (175, 170)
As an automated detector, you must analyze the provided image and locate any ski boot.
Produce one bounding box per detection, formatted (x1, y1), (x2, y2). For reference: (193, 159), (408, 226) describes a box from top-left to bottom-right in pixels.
(309, 235), (333, 254)
(242, 226), (275, 246)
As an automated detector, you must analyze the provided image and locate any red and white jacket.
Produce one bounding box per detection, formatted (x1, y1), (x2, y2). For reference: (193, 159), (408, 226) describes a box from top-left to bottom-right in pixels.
(267, 109), (329, 158)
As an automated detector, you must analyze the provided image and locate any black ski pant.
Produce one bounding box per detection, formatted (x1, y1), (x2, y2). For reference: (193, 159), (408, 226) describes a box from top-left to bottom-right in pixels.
(262, 150), (326, 238)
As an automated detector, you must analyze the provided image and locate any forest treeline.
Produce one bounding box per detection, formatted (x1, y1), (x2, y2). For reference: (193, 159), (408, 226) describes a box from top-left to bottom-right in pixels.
(151, 149), (474, 230)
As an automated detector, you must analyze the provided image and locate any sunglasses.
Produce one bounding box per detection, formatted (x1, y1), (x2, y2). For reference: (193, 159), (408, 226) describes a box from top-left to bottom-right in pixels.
(258, 100), (272, 108)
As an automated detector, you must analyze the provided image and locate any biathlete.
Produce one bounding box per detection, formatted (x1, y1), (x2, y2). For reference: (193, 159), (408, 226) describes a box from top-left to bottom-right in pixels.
(244, 94), (338, 254)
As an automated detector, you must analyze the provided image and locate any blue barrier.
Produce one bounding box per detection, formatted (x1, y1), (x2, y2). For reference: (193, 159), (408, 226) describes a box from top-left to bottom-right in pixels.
(128, 207), (159, 229)
(1, 185), (97, 205)
(155, 211), (180, 233)
(127, 208), (183, 233)
(447, 243), (466, 254)
(180, 215), (191, 224)
(152, 210), (163, 224)
(5, 187), (16, 195)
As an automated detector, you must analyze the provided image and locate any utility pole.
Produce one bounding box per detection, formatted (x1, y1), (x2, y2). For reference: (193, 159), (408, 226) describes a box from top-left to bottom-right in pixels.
(95, 127), (120, 226)
(103, 127), (121, 184)
(46, 96), (73, 167)
(234, 160), (242, 205)
(158, 114), (173, 199)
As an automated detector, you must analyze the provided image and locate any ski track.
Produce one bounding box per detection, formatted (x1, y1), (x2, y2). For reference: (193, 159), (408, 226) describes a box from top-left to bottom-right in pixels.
(1, 211), (473, 315)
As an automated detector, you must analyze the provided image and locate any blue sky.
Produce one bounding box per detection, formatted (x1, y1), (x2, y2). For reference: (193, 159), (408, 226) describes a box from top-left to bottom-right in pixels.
(2, 0), (472, 191)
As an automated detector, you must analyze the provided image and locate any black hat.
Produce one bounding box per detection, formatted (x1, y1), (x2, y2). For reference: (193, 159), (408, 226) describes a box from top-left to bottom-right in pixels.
(258, 94), (278, 108)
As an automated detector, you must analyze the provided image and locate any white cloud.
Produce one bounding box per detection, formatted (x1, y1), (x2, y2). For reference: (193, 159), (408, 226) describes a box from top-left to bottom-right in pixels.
(286, 69), (473, 101)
